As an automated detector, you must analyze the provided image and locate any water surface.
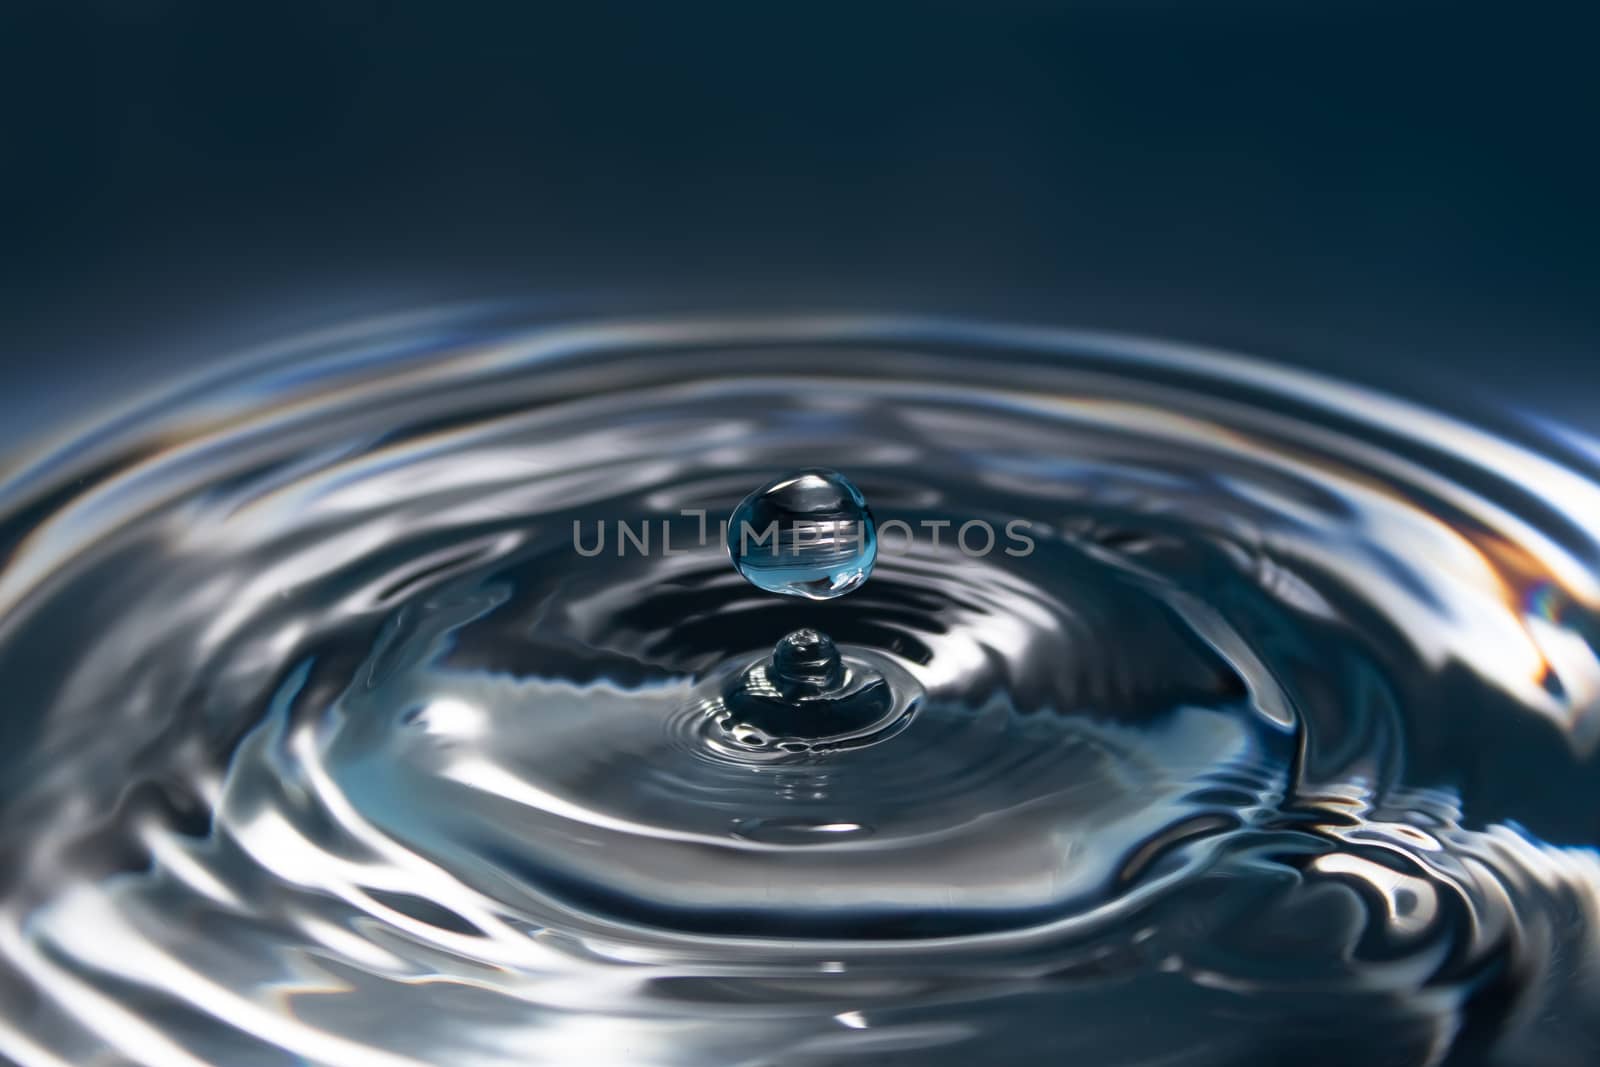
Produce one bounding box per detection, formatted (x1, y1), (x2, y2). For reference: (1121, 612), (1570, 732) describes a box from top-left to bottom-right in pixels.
(0, 314), (1597, 1066)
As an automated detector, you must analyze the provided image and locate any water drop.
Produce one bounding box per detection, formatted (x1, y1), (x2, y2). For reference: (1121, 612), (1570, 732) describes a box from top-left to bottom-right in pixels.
(726, 468), (876, 599)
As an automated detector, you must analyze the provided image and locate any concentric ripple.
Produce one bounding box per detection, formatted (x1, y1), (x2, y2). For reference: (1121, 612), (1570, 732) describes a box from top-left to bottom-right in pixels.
(0, 314), (1598, 1066)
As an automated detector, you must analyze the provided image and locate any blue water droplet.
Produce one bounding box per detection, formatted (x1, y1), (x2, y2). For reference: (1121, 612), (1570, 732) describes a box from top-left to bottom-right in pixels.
(726, 468), (876, 599)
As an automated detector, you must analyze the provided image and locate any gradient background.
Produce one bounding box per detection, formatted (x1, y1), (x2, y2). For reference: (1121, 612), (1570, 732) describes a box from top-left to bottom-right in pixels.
(1, 2), (1596, 444)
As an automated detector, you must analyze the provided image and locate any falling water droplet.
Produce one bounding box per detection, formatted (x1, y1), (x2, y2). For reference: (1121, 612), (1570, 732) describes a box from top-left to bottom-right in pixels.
(726, 468), (876, 599)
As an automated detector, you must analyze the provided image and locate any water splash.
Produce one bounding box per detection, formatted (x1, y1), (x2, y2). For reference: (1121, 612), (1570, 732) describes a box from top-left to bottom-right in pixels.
(702, 628), (920, 755)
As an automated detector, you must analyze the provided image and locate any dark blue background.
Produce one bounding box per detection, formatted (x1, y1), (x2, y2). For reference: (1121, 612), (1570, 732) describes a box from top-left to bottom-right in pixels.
(2, 2), (1596, 436)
